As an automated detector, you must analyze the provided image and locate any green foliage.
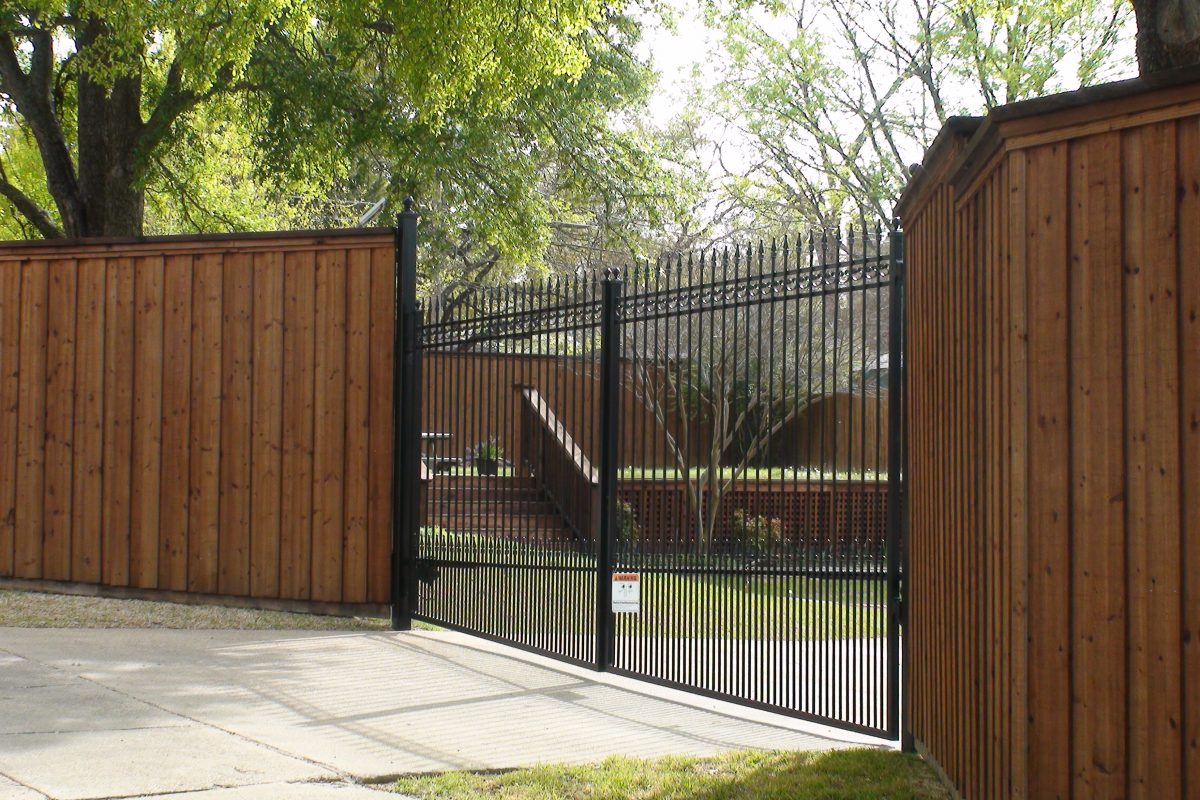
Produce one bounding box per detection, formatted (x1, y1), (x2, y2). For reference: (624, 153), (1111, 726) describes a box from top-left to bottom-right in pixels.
(0, 0), (687, 278)
(615, 499), (642, 552)
(469, 438), (503, 463)
(730, 509), (784, 554)
(707, 0), (1135, 227)
(938, 0), (1135, 105)
(0, 125), (55, 239)
(143, 102), (326, 234)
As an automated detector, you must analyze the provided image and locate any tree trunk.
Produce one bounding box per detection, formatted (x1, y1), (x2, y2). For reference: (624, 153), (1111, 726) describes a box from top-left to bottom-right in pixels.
(1135, 0), (1200, 73)
(77, 60), (146, 237)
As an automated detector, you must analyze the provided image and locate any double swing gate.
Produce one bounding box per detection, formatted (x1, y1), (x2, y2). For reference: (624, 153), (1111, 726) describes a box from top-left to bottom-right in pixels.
(393, 208), (906, 739)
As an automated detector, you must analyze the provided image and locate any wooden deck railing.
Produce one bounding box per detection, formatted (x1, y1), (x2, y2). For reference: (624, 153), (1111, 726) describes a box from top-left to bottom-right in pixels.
(517, 386), (598, 543)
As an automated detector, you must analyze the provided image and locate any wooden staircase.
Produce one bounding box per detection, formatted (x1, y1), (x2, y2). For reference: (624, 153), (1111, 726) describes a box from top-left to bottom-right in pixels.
(428, 476), (581, 547)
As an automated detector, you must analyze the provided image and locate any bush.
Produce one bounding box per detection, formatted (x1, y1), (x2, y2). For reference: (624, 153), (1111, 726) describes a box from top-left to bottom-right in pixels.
(730, 509), (784, 555)
(616, 500), (641, 553)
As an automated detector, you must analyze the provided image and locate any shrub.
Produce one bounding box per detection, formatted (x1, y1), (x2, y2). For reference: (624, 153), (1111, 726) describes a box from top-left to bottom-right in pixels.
(616, 500), (641, 553)
(730, 509), (784, 555)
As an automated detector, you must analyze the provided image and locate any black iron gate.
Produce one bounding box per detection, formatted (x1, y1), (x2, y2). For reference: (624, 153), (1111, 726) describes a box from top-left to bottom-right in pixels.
(394, 207), (905, 738)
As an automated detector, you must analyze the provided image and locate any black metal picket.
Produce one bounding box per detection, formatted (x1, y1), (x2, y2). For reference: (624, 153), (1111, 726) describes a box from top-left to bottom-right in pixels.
(393, 213), (905, 739)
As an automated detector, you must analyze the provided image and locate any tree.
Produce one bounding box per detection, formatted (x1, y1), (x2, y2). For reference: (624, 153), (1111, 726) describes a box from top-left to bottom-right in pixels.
(624, 229), (890, 554)
(707, 0), (1134, 227)
(0, 0), (608, 238)
(1133, 0), (1200, 72)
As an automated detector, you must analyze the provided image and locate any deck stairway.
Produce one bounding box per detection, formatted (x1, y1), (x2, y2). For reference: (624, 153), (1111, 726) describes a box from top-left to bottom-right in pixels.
(425, 386), (598, 550)
(427, 476), (582, 547)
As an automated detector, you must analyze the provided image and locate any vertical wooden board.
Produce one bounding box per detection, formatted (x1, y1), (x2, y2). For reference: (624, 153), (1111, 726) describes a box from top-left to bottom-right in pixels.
(950, 188), (961, 782)
(367, 246), (395, 603)
(955, 194), (971, 794)
(946, 188), (959, 783)
(130, 256), (164, 589)
(71, 259), (106, 584)
(1123, 122), (1184, 799)
(1179, 115), (1200, 800)
(218, 254), (252, 597)
(990, 171), (1007, 800)
(905, 219), (922, 740)
(159, 254), (192, 590)
(102, 258), (136, 587)
(188, 254), (223, 594)
(911, 218), (924, 737)
(311, 248), (346, 602)
(1067, 132), (1128, 797)
(0, 263), (21, 576)
(42, 259), (76, 580)
(982, 176), (1001, 800)
(280, 250), (315, 600)
(971, 189), (982, 794)
(342, 248), (371, 602)
(996, 162), (1013, 798)
(250, 252), (284, 598)
(1006, 149), (1030, 799)
(1024, 142), (1072, 800)
(14, 259), (47, 578)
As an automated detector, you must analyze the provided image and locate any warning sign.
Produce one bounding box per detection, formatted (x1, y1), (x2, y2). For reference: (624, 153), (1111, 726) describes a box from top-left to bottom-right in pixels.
(612, 573), (641, 614)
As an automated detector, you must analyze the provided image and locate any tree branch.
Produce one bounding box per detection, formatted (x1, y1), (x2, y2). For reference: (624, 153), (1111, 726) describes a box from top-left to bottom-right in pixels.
(0, 30), (83, 233)
(135, 60), (237, 174)
(0, 160), (62, 238)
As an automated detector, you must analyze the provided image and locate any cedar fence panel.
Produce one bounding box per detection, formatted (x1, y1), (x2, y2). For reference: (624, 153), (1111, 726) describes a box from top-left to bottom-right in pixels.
(419, 351), (888, 473)
(616, 479), (887, 554)
(0, 229), (395, 608)
(897, 69), (1200, 799)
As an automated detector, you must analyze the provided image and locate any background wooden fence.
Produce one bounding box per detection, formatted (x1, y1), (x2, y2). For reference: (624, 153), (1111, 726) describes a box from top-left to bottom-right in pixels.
(617, 479), (887, 554)
(421, 351), (888, 472)
(898, 68), (1200, 799)
(0, 229), (396, 607)
(420, 351), (671, 468)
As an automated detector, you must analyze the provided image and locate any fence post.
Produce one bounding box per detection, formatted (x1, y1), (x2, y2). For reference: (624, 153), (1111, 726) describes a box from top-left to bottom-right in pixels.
(391, 198), (420, 631)
(885, 219), (907, 742)
(596, 270), (623, 670)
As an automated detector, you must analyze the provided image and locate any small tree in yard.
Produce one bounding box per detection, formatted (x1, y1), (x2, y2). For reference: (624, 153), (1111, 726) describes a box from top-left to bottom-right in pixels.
(624, 232), (890, 556)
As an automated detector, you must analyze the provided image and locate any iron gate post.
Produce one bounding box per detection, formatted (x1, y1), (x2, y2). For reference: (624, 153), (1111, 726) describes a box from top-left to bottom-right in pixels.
(885, 219), (907, 740)
(596, 271), (623, 670)
(391, 198), (421, 631)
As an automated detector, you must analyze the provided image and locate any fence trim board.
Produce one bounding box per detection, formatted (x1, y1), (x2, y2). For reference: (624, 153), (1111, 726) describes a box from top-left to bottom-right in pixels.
(0, 228), (393, 260)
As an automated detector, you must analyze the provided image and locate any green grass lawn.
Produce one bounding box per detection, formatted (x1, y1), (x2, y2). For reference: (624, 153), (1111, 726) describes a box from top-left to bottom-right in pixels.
(417, 560), (886, 641)
(390, 749), (948, 800)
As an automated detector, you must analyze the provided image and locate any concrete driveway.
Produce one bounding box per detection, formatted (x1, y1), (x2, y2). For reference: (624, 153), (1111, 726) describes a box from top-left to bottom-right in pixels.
(0, 628), (864, 799)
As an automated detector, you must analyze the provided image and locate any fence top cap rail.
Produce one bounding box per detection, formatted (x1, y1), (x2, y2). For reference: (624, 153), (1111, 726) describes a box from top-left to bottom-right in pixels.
(896, 63), (1200, 218)
(0, 226), (395, 260)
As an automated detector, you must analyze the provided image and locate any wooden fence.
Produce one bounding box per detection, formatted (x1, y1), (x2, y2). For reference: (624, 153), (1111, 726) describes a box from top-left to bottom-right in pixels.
(0, 229), (396, 608)
(617, 479), (887, 553)
(420, 351), (671, 468)
(421, 351), (888, 472)
(898, 68), (1200, 799)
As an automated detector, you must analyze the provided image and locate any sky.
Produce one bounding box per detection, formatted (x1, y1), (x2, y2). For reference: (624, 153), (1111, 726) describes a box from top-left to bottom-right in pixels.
(636, 4), (720, 127)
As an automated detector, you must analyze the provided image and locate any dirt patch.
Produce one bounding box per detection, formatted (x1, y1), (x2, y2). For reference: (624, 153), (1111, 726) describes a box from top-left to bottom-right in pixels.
(0, 590), (391, 630)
